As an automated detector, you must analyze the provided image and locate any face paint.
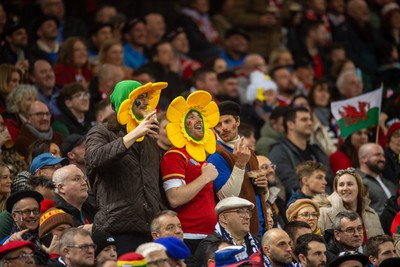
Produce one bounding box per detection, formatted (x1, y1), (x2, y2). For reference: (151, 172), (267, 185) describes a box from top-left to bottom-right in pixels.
(134, 100), (141, 107)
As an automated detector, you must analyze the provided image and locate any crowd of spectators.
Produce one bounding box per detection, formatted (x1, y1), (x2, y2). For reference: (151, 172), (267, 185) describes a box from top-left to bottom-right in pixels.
(1, 0), (400, 266)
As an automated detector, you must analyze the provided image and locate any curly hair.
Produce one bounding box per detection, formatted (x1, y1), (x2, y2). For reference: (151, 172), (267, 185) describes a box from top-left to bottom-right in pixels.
(6, 84), (39, 114)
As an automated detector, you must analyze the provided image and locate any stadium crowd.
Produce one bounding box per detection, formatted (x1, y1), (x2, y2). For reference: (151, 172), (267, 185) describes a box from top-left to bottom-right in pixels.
(1, 0), (400, 266)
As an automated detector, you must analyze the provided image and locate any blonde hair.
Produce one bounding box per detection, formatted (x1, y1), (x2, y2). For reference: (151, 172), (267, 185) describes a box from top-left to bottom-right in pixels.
(0, 164), (10, 212)
(0, 64), (22, 96)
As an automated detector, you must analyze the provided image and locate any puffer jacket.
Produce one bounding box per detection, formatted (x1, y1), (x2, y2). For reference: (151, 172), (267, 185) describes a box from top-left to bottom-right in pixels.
(318, 192), (384, 238)
(85, 114), (167, 234)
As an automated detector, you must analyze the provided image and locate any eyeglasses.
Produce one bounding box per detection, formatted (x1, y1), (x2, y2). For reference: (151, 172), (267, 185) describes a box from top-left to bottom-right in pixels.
(148, 258), (172, 266)
(223, 208), (253, 218)
(5, 252), (34, 261)
(336, 167), (356, 177)
(260, 163), (276, 171)
(67, 244), (97, 252)
(30, 112), (51, 118)
(337, 226), (363, 235)
(71, 92), (90, 100)
(296, 212), (319, 219)
(13, 208), (40, 217)
(40, 164), (62, 170)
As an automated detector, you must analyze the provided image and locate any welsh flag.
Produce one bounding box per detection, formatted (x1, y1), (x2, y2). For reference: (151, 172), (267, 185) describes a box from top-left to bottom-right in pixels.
(331, 88), (382, 139)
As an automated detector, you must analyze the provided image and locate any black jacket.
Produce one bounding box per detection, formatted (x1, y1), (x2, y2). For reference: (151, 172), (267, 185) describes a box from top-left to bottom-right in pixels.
(324, 229), (347, 264)
(269, 138), (334, 196)
(381, 194), (400, 235)
(54, 193), (96, 227)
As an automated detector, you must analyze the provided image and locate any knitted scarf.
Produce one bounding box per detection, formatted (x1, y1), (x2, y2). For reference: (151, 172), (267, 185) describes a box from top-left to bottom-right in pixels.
(215, 222), (260, 256)
(25, 124), (53, 140)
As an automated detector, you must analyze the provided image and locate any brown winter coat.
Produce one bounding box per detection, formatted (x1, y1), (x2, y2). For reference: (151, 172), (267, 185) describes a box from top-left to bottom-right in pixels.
(85, 114), (166, 234)
(227, 0), (282, 58)
(318, 192), (384, 238)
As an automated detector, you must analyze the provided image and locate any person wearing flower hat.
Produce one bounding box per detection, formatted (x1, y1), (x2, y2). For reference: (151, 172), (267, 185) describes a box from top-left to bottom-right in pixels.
(160, 90), (219, 254)
(85, 80), (168, 255)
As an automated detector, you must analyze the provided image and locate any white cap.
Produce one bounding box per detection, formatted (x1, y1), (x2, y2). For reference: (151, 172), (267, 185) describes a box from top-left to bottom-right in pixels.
(215, 196), (255, 215)
(246, 70), (277, 103)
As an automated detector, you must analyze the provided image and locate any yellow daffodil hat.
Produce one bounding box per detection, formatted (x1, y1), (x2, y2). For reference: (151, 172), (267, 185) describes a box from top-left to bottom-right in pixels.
(166, 90), (220, 162)
(110, 80), (168, 141)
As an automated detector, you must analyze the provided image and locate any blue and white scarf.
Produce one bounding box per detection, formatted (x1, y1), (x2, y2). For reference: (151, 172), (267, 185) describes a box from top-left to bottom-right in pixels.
(215, 222), (260, 256)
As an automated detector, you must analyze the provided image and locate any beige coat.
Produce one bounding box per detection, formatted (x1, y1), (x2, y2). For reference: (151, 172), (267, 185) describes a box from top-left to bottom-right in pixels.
(318, 192), (384, 238)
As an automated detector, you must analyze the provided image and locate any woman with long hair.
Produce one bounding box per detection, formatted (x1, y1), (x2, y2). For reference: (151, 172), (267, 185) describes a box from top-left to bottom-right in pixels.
(54, 37), (93, 87)
(0, 164), (12, 212)
(318, 167), (384, 238)
(0, 64), (22, 113)
(329, 129), (369, 174)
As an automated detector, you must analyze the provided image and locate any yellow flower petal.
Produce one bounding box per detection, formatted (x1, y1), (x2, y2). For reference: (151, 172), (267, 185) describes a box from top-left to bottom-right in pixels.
(203, 101), (219, 128)
(187, 90), (211, 108)
(136, 136), (145, 142)
(128, 82), (168, 104)
(186, 140), (206, 162)
(167, 97), (188, 123)
(203, 129), (217, 154)
(117, 100), (133, 125)
(126, 119), (138, 133)
(166, 123), (187, 148)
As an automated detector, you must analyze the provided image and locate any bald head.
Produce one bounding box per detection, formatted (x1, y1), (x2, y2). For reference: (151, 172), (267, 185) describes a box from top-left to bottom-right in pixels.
(347, 0), (369, 24)
(243, 54), (267, 74)
(262, 229), (291, 246)
(358, 142), (385, 176)
(358, 143), (380, 158)
(262, 229), (293, 265)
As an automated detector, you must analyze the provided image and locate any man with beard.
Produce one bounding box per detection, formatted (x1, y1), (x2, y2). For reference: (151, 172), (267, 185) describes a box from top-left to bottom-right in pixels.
(270, 66), (299, 106)
(30, 16), (60, 64)
(262, 228), (294, 267)
(269, 107), (333, 197)
(358, 143), (396, 215)
(0, 22), (29, 67)
(295, 234), (327, 267)
(256, 155), (287, 228)
(208, 101), (268, 237)
(122, 18), (148, 69)
(219, 28), (250, 69)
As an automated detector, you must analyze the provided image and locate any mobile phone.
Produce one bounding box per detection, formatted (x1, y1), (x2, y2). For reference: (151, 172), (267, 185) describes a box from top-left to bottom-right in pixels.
(40, 232), (53, 248)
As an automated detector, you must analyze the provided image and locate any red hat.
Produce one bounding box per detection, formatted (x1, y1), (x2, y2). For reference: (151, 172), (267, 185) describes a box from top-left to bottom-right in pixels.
(386, 122), (400, 142)
(0, 241), (35, 260)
